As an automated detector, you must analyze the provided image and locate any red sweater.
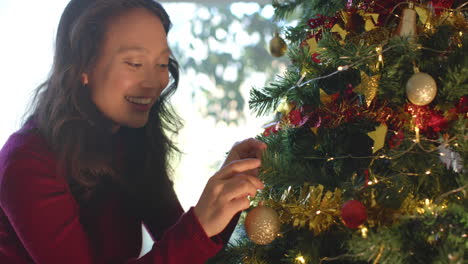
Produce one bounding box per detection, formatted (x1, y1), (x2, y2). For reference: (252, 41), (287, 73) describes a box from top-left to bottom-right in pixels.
(0, 124), (234, 264)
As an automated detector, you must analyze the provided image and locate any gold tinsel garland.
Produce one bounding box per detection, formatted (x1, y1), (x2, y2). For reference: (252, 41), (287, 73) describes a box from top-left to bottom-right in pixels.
(260, 182), (451, 236)
(265, 184), (342, 235)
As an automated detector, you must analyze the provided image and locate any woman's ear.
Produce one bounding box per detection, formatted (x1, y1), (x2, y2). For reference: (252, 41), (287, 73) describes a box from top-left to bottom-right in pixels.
(81, 73), (89, 85)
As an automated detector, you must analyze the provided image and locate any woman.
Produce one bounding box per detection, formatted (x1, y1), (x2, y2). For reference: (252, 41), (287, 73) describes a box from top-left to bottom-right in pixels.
(0, 0), (266, 263)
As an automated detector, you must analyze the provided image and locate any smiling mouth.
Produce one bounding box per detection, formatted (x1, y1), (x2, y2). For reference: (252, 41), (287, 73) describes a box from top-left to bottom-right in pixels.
(125, 96), (152, 105)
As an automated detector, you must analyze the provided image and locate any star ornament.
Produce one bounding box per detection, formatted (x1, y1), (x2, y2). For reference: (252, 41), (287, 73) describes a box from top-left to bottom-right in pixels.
(306, 37), (318, 55)
(354, 71), (380, 107)
(367, 123), (388, 153)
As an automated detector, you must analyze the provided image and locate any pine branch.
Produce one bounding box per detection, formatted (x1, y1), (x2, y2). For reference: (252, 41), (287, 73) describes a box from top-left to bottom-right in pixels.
(249, 69), (302, 117)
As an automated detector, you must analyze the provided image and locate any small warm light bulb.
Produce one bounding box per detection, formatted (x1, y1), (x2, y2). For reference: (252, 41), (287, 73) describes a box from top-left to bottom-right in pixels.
(425, 170), (431, 175)
(415, 126), (420, 143)
(425, 199), (430, 206)
(295, 255), (306, 264)
(337, 65), (349, 71)
(360, 226), (368, 238)
(316, 210), (321, 215)
(327, 157), (335, 161)
(367, 181), (373, 185)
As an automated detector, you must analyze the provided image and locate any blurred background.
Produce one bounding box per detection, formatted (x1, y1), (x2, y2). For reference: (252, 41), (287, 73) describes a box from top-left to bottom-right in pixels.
(0, 0), (290, 254)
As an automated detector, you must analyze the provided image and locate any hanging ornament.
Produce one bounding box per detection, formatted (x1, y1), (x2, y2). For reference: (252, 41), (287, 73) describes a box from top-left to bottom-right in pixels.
(367, 123), (388, 153)
(406, 72), (438, 106)
(262, 121), (280, 136)
(395, 2), (417, 38)
(341, 200), (367, 229)
(269, 32), (287, 57)
(354, 71), (381, 107)
(358, 10), (380, 31)
(245, 205), (280, 245)
(341, 10), (365, 33)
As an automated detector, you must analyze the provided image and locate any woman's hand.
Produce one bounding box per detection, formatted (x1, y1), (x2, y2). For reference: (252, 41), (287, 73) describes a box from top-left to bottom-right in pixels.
(194, 138), (267, 238)
(222, 138), (267, 169)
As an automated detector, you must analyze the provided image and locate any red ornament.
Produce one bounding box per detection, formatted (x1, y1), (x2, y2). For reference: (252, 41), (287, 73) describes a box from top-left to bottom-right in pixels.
(311, 53), (321, 63)
(341, 200), (367, 229)
(288, 109), (303, 126)
(263, 122), (279, 136)
(388, 130), (405, 149)
(404, 103), (449, 137)
(308, 14), (337, 30)
(456, 96), (468, 114)
(427, 0), (455, 15)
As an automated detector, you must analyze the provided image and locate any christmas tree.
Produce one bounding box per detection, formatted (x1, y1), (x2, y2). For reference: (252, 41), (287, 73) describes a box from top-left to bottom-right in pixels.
(208, 0), (467, 263)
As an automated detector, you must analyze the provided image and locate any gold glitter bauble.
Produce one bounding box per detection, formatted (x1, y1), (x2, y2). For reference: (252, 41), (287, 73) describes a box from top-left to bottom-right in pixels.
(244, 205), (280, 245)
(269, 32), (287, 57)
(406, 72), (437, 106)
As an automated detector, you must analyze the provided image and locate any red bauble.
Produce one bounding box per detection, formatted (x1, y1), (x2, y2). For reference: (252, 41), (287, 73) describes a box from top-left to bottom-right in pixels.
(341, 200), (367, 229)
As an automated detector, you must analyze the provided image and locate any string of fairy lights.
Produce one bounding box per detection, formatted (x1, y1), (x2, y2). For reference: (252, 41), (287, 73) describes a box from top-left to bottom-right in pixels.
(287, 2), (468, 92)
(276, 1), (467, 190)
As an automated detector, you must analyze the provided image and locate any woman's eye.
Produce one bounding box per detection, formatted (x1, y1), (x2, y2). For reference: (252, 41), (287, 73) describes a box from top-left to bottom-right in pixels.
(158, 63), (169, 69)
(125, 61), (142, 68)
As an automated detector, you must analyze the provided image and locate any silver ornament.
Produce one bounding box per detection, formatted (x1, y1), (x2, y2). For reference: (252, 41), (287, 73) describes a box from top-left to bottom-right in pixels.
(406, 72), (437, 106)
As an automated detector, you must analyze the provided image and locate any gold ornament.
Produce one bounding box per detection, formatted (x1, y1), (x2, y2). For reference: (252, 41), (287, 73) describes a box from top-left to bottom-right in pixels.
(358, 11), (379, 32)
(306, 37), (319, 55)
(415, 6), (430, 25)
(367, 123), (388, 153)
(267, 184), (342, 235)
(269, 32), (287, 57)
(395, 2), (417, 38)
(244, 205), (280, 245)
(276, 96), (293, 115)
(320, 88), (335, 104)
(406, 72), (437, 106)
(354, 71), (380, 107)
(331, 23), (349, 40)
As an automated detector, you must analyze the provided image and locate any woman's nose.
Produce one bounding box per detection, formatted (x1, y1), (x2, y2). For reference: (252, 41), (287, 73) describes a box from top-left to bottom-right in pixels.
(141, 68), (161, 89)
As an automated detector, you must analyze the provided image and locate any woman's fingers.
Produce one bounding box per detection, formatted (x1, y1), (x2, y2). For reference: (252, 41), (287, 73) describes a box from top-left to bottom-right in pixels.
(215, 158), (261, 179)
(229, 196), (251, 213)
(194, 159), (264, 234)
(220, 174), (264, 201)
(222, 138), (267, 167)
(232, 138), (267, 155)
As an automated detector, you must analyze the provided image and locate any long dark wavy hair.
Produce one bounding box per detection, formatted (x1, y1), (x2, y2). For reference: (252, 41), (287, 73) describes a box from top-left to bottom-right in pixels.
(26, 0), (181, 224)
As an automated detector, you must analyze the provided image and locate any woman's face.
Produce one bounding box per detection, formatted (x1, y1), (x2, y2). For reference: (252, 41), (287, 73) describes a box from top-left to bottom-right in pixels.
(83, 8), (170, 131)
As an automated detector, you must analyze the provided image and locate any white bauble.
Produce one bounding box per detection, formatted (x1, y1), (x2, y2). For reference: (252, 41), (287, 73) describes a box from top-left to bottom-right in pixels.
(406, 72), (437, 106)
